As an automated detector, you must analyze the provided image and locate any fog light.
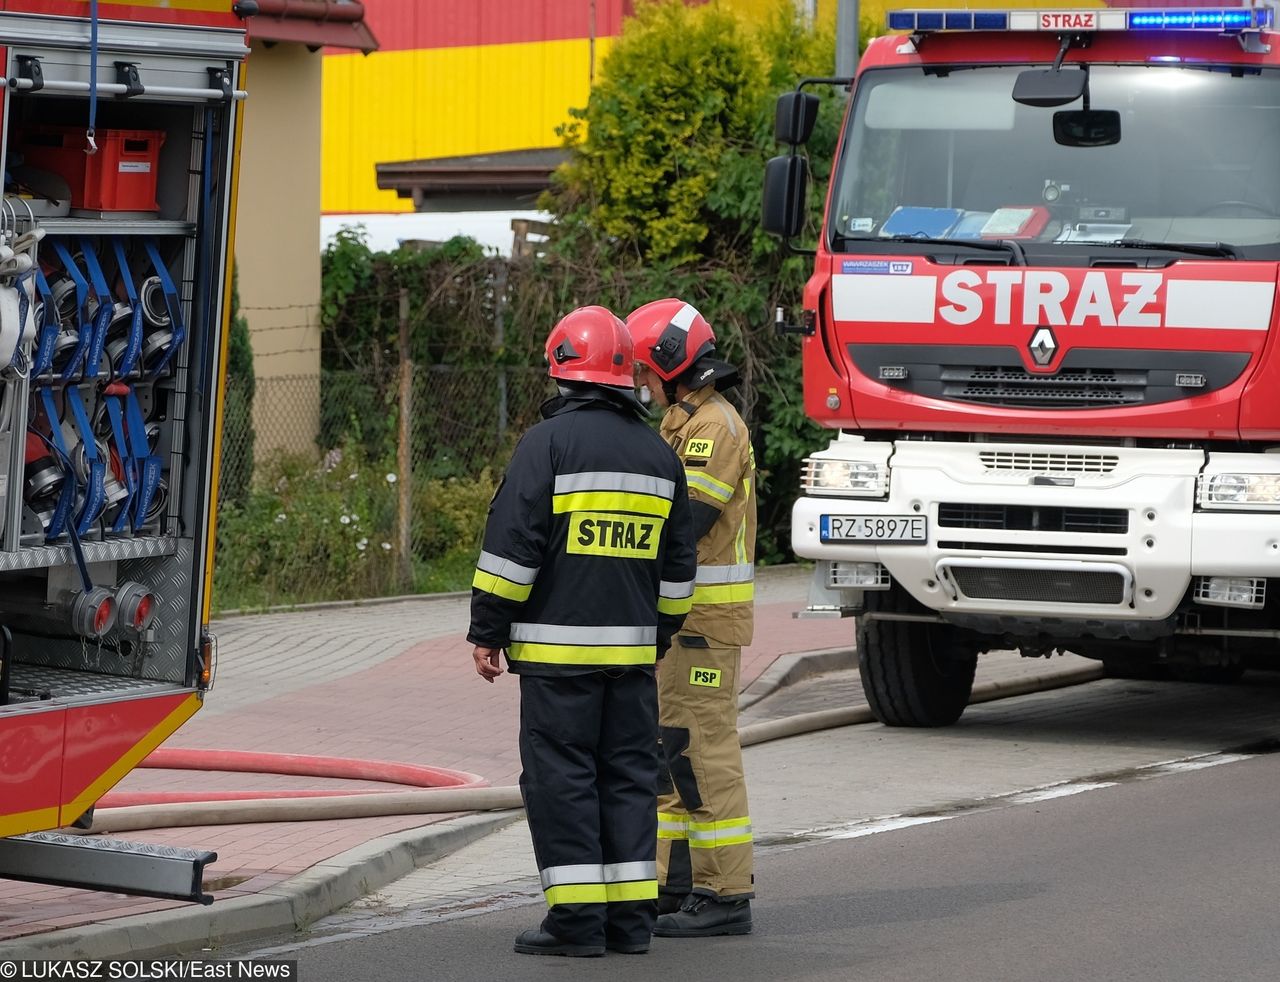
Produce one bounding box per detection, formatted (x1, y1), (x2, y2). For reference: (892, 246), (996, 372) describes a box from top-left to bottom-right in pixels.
(1194, 576), (1265, 609)
(828, 561), (890, 590)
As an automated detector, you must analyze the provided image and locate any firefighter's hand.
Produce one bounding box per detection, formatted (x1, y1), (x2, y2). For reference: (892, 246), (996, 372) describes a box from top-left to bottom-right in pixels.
(473, 645), (504, 683)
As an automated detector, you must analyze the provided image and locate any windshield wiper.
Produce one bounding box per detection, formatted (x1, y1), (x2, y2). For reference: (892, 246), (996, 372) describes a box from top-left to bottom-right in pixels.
(1100, 239), (1239, 259)
(835, 233), (1028, 266)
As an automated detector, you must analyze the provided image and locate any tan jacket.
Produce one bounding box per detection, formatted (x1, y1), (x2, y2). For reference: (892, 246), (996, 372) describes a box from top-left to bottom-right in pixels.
(659, 386), (756, 647)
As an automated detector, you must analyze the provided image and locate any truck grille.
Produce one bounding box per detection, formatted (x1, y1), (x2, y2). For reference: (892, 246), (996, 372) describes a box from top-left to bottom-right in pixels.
(979, 450), (1118, 474)
(950, 567), (1126, 604)
(848, 344), (1250, 411)
(941, 365), (1145, 407)
(938, 503), (1129, 534)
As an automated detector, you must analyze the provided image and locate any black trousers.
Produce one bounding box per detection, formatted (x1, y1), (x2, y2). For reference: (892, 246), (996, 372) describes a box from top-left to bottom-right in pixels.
(518, 668), (660, 946)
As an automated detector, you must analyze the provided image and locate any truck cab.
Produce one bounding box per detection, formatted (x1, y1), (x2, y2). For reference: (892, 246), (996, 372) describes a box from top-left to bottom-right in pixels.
(766, 3), (1280, 725)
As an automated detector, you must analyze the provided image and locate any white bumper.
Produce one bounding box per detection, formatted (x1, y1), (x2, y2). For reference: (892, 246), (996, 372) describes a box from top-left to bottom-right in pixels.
(792, 440), (1280, 622)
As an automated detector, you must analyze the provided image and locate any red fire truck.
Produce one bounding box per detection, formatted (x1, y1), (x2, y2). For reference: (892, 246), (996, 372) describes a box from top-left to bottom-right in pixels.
(0, 0), (248, 901)
(766, 2), (1280, 726)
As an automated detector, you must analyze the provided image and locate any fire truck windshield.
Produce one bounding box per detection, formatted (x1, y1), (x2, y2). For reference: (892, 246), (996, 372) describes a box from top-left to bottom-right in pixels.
(831, 64), (1280, 256)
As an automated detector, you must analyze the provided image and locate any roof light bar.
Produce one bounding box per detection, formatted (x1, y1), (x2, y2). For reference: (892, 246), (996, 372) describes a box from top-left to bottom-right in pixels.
(886, 7), (1273, 33)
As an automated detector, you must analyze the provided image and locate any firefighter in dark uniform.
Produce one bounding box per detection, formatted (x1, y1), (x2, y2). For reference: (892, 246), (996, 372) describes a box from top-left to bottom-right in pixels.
(626, 298), (757, 938)
(468, 305), (697, 958)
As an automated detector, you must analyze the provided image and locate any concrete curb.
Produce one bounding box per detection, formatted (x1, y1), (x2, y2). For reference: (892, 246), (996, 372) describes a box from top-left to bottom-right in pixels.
(0, 810), (524, 959)
(738, 646), (855, 710)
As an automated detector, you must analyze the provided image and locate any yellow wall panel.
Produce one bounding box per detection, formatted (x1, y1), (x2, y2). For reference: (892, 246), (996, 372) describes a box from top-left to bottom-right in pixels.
(323, 37), (611, 214)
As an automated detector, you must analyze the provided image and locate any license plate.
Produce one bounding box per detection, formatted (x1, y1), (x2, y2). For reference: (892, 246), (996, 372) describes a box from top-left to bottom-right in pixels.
(820, 515), (927, 543)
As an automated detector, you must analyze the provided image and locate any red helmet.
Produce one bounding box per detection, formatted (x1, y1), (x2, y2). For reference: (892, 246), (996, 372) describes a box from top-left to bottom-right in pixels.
(545, 305), (634, 387)
(625, 299), (717, 382)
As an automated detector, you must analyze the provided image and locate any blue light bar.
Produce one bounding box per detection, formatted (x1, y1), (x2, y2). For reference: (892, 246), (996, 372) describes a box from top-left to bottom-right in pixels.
(886, 7), (1272, 33)
(1127, 8), (1272, 30)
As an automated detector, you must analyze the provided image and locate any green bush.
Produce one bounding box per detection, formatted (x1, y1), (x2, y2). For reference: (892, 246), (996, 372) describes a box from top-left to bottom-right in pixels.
(412, 470), (497, 559)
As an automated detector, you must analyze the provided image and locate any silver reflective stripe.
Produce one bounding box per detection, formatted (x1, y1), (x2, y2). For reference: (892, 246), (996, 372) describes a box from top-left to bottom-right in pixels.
(540, 864), (606, 890)
(689, 825), (753, 843)
(554, 471), (676, 499)
(476, 550), (539, 585)
(670, 303), (700, 332)
(696, 563), (755, 585)
(660, 579), (695, 599)
(659, 819), (688, 833)
(510, 623), (658, 645)
(603, 861), (657, 883)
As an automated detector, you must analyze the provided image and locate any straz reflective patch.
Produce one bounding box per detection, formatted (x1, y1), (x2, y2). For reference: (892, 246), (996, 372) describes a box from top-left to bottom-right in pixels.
(568, 512), (662, 559)
(689, 667), (722, 688)
(685, 438), (715, 458)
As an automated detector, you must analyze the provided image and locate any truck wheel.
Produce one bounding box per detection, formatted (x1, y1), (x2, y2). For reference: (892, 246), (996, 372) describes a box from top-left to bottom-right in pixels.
(857, 587), (977, 727)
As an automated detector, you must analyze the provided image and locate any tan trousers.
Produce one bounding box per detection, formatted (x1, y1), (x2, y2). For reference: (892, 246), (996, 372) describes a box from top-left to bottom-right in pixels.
(656, 635), (754, 899)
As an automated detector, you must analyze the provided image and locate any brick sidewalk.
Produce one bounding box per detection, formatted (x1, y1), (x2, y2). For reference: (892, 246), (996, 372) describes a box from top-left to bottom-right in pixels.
(0, 569), (849, 944)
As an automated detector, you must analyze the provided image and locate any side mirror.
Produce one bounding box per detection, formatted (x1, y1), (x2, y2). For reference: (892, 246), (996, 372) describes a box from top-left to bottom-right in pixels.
(1012, 68), (1087, 108)
(774, 91), (821, 145)
(1053, 109), (1121, 147)
(762, 155), (808, 239)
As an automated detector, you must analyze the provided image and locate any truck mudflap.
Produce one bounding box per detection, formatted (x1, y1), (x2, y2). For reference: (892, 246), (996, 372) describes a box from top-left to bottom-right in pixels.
(0, 831), (215, 904)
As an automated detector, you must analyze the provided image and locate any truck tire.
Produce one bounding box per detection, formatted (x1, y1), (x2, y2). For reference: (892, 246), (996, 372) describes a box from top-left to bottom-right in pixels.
(857, 587), (978, 727)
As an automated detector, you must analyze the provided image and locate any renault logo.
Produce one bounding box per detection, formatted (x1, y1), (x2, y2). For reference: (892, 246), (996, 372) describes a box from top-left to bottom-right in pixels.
(1028, 327), (1057, 366)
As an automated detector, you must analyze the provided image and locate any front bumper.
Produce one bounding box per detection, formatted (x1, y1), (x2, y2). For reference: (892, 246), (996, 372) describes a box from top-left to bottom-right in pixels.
(792, 440), (1280, 622)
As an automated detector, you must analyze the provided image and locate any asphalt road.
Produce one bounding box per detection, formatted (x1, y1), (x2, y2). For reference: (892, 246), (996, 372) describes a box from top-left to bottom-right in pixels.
(278, 750), (1280, 982)
(254, 674), (1280, 982)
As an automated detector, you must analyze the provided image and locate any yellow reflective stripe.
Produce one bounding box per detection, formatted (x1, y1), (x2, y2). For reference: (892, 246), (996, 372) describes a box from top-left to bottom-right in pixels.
(658, 595), (694, 616)
(692, 582), (755, 606)
(688, 816), (753, 849)
(690, 817), (751, 832)
(685, 470), (734, 503)
(735, 517), (747, 565)
(606, 880), (659, 902)
(553, 491), (672, 518)
(690, 833), (753, 848)
(545, 884), (608, 906)
(658, 810), (689, 839)
(509, 642), (656, 666)
(472, 569), (532, 602)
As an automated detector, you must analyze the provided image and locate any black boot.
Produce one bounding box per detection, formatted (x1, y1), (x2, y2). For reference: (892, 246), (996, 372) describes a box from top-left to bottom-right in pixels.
(513, 927), (605, 957)
(656, 892), (686, 916)
(653, 895), (752, 938)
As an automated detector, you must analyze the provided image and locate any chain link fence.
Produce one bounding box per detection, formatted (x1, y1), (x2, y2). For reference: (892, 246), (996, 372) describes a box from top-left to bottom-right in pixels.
(213, 366), (555, 611)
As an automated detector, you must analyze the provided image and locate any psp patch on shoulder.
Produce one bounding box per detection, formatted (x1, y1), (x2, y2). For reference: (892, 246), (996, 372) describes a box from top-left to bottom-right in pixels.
(685, 438), (715, 458)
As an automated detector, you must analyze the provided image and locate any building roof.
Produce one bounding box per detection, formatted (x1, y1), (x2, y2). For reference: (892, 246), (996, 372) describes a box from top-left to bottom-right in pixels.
(248, 0), (378, 53)
(376, 148), (569, 206)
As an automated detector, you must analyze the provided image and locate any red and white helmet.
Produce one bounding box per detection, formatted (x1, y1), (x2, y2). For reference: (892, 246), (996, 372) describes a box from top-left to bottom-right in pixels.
(545, 305), (634, 388)
(625, 299), (717, 382)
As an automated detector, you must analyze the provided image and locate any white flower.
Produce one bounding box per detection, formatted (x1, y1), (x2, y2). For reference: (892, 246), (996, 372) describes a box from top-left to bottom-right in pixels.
(381, 542), (392, 551)
(351, 513), (359, 522)
(356, 538), (368, 551)
(385, 473), (397, 484)
(349, 472), (359, 481)
(274, 513), (287, 524)
(339, 514), (351, 525)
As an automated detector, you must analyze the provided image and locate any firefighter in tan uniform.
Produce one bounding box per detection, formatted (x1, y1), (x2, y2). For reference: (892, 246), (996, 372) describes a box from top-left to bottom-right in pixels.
(626, 299), (756, 938)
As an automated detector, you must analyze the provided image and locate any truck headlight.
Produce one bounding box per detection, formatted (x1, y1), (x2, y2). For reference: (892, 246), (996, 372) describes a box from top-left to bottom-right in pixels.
(801, 457), (888, 497)
(1198, 472), (1280, 508)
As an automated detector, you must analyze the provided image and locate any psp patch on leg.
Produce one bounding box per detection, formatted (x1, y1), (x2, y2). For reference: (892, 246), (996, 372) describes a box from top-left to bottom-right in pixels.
(689, 666), (722, 688)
